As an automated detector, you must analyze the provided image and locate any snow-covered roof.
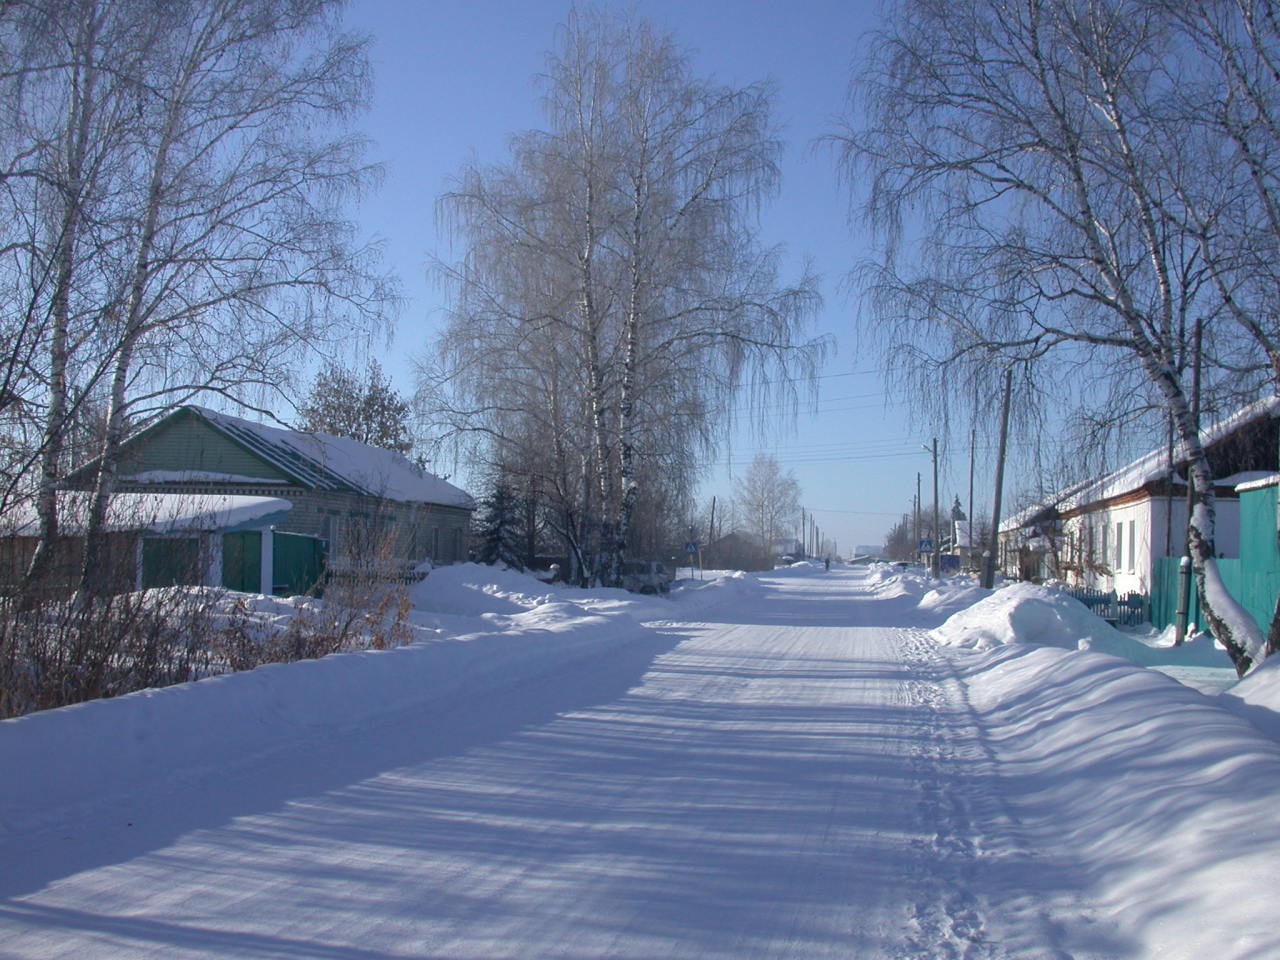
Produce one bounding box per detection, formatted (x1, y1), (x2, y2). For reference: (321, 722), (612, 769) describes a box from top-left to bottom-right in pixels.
(1218, 469), (1276, 490)
(124, 470), (290, 485)
(1001, 396), (1280, 532)
(2, 492), (291, 535)
(187, 406), (474, 510)
(1236, 472), (1280, 493)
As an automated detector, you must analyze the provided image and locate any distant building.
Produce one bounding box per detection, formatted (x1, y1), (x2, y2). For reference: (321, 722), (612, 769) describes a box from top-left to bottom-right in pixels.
(702, 531), (774, 572)
(770, 537), (803, 559)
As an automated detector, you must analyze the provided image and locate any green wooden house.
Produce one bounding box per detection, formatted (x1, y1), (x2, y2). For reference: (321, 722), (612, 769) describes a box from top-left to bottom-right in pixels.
(53, 405), (474, 595)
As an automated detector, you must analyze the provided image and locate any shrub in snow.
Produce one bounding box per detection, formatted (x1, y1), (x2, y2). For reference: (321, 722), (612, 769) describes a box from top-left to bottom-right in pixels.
(0, 587), (227, 719)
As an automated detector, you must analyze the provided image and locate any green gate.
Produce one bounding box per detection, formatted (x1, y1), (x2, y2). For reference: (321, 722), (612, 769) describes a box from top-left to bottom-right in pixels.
(272, 532), (327, 597)
(141, 537), (201, 588)
(221, 531), (262, 593)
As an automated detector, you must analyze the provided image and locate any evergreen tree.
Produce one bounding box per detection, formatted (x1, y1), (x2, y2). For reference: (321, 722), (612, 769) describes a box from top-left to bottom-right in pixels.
(476, 480), (524, 570)
(298, 361), (412, 453)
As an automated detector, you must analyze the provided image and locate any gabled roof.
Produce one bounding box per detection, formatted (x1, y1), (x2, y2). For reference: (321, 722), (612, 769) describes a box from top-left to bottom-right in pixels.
(187, 406), (474, 509)
(98, 405), (473, 510)
(1001, 395), (1280, 533)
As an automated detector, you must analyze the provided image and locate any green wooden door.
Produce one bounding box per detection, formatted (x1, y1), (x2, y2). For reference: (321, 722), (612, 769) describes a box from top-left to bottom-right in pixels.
(141, 538), (201, 588)
(221, 531), (262, 593)
(272, 532), (327, 596)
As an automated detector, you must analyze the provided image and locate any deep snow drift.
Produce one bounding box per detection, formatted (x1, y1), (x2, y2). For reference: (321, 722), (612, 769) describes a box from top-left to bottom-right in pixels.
(2, 562), (1279, 958)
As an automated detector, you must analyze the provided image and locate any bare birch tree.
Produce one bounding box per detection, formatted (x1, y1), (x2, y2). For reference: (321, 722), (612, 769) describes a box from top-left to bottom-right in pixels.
(428, 8), (825, 586)
(1, 0), (147, 588)
(734, 453), (801, 550)
(837, 0), (1274, 672)
(0, 0), (392, 597)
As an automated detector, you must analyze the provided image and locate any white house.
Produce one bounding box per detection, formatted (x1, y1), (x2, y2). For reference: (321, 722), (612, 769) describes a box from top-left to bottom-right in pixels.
(999, 397), (1280, 595)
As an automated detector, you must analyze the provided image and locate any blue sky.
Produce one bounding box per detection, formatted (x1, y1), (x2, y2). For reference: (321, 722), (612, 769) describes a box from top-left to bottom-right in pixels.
(340, 0), (979, 553)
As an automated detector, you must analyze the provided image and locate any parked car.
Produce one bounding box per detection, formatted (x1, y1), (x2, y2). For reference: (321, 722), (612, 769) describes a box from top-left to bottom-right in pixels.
(621, 560), (671, 594)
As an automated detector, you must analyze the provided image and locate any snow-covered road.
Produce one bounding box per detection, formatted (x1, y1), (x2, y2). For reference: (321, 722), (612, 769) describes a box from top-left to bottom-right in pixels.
(3, 566), (1277, 958)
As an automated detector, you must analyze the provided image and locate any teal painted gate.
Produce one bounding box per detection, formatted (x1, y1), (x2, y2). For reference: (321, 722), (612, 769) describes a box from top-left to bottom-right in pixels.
(221, 531), (262, 593)
(272, 532), (327, 597)
(141, 537), (201, 588)
(1151, 481), (1280, 632)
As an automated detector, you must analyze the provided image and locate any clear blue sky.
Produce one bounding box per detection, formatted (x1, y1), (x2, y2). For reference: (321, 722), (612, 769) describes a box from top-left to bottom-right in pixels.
(340, 0), (989, 553)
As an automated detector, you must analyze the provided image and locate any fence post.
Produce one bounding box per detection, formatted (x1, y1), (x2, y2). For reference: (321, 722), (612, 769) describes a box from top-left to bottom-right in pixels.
(1175, 555), (1191, 646)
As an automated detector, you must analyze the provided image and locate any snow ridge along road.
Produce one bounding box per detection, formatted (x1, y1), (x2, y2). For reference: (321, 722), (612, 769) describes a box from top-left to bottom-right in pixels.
(2, 565), (1277, 958)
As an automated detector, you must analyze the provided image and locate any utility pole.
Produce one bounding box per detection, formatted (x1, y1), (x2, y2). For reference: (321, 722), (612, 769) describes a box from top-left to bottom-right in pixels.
(915, 473), (921, 562)
(930, 437), (940, 578)
(983, 369), (1013, 589)
(968, 427), (976, 568)
(1176, 318), (1204, 645)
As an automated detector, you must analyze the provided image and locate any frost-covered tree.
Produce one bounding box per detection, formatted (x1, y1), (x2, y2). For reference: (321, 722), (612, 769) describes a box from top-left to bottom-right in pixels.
(427, 8), (825, 588)
(0, 0), (392, 597)
(836, 0), (1280, 673)
(734, 454), (801, 550)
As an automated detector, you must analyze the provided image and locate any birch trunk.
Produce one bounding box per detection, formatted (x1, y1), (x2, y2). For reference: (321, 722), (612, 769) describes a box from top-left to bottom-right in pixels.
(23, 11), (100, 596)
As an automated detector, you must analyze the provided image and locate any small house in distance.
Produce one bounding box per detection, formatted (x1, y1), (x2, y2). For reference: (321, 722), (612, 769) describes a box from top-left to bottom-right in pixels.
(56, 405), (474, 595)
(701, 531), (774, 572)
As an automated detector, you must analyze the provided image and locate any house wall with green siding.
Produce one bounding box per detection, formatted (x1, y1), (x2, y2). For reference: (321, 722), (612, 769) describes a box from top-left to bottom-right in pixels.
(76, 406), (473, 582)
(117, 409), (293, 483)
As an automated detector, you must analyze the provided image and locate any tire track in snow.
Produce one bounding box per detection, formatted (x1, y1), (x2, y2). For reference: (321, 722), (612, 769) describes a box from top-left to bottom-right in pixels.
(895, 626), (1079, 960)
(896, 627), (1004, 960)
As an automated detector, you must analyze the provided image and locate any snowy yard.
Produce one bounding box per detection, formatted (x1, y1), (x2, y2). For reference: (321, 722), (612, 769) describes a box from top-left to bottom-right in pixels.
(2, 564), (1278, 958)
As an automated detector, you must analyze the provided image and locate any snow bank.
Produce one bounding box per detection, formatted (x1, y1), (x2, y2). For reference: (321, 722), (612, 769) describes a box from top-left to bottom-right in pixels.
(0, 569), (646, 833)
(931, 580), (1239, 684)
(1222, 653), (1280, 738)
(0, 614), (640, 834)
(918, 580), (990, 619)
(933, 582), (1118, 651)
(959, 644), (1280, 957)
(1, 563), (757, 834)
(668, 569), (758, 614)
(863, 563), (934, 603)
(410, 562), (557, 615)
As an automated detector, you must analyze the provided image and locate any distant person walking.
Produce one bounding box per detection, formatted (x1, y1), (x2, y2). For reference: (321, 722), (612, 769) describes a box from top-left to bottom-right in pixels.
(824, 556), (830, 572)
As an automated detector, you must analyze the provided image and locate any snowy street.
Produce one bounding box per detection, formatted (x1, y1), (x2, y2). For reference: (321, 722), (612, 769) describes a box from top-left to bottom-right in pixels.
(3, 566), (1280, 958)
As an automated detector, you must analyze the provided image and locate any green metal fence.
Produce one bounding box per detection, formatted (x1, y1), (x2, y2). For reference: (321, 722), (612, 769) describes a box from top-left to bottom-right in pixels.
(1151, 555), (1280, 632)
(1151, 484), (1280, 632)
